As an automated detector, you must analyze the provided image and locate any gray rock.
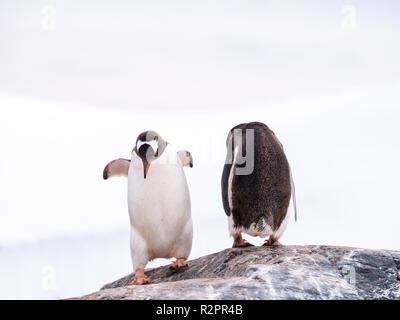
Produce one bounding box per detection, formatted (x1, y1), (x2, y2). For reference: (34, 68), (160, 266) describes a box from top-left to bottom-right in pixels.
(73, 245), (400, 300)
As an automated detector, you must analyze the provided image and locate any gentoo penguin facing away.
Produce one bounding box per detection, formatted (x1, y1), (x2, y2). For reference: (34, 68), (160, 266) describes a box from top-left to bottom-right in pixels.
(221, 122), (297, 247)
(103, 131), (193, 285)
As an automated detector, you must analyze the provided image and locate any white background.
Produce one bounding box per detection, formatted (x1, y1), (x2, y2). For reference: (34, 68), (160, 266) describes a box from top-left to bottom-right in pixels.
(0, 0), (399, 299)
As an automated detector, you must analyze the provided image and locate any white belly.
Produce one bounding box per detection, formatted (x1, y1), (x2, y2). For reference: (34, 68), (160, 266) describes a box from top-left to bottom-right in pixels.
(128, 147), (191, 260)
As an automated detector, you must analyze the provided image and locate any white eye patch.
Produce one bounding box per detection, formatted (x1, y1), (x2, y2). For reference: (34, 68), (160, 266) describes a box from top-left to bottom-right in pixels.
(137, 139), (158, 153)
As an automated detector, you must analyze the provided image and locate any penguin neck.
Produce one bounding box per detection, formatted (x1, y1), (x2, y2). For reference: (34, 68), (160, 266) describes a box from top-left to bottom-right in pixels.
(131, 143), (178, 167)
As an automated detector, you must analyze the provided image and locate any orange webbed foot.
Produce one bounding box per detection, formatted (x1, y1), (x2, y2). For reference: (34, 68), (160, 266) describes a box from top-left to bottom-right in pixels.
(232, 233), (254, 248)
(129, 269), (150, 285)
(263, 237), (283, 247)
(170, 258), (188, 270)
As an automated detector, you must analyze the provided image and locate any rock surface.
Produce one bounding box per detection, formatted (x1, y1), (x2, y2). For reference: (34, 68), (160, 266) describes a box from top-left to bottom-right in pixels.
(75, 245), (400, 300)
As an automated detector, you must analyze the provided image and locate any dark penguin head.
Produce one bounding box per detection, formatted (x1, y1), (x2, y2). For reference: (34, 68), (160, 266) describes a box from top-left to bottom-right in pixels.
(133, 130), (167, 178)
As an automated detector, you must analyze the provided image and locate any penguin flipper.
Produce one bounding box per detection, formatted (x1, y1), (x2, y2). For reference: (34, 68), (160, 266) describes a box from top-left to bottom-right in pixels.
(221, 163), (232, 216)
(103, 158), (130, 179)
(177, 150), (193, 168)
(290, 168), (298, 222)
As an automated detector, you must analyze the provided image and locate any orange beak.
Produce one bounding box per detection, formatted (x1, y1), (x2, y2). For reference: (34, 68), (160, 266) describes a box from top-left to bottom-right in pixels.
(145, 161), (151, 178)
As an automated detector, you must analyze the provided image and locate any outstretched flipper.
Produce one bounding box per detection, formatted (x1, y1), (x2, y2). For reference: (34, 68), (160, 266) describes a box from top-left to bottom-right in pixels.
(103, 158), (130, 179)
(177, 150), (193, 168)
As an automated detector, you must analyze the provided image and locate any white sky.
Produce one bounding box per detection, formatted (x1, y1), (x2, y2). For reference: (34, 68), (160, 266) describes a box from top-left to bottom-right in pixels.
(1, 81), (400, 250)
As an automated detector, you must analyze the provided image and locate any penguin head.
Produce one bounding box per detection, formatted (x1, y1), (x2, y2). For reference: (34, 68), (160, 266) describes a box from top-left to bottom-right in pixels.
(134, 130), (167, 179)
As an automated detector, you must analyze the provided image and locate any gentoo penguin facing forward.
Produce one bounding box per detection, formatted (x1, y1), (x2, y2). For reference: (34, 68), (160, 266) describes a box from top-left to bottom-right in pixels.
(103, 131), (193, 285)
(221, 122), (297, 247)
